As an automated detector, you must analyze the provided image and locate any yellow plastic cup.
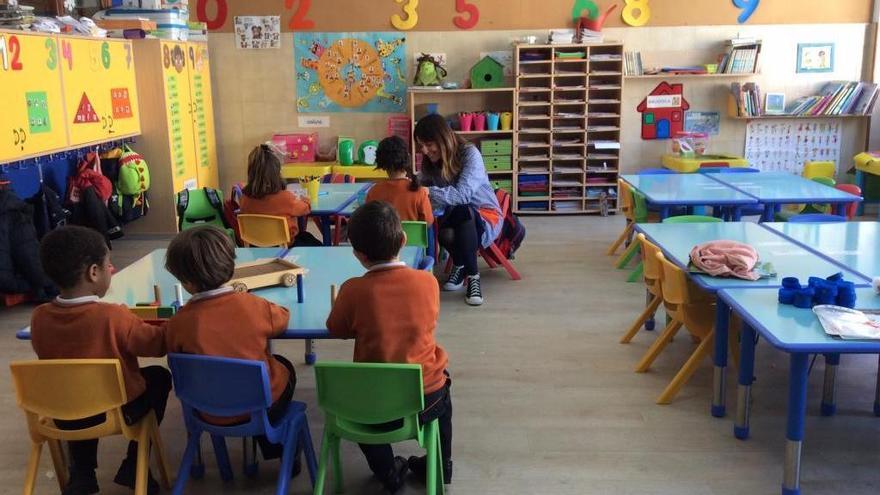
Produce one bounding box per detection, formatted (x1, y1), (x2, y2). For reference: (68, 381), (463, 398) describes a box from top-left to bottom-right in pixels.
(307, 179), (320, 205)
(500, 112), (513, 130)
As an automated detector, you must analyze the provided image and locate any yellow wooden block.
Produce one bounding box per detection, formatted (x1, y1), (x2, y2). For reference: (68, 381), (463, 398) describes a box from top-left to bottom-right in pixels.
(60, 36), (140, 147)
(332, 165), (389, 180)
(282, 163), (333, 180)
(661, 154), (749, 173)
(0, 31), (68, 163)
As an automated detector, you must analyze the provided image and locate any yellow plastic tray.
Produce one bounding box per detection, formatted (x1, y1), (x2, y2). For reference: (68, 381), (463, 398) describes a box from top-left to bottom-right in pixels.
(332, 165), (389, 180)
(282, 163), (333, 180)
(854, 152), (880, 176)
(662, 154), (749, 173)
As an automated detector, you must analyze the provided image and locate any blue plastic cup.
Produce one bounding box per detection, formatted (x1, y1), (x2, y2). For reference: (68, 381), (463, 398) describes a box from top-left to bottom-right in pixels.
(487, 112), (500, 131)
(427, 103), (439, 115)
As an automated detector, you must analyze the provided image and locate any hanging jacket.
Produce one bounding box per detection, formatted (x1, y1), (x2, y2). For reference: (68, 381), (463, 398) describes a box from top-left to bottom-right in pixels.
(0, 188), (55, 298)
(70, 186), (123, 244)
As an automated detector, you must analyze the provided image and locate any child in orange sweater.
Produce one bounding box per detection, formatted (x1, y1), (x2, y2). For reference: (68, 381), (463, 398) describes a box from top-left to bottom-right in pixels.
(239, 143), (321, 246)
(326, 201), (451, 493)
(30, 225), (170, 495)
(164, 226), (300, 465)
(366, 136), (434, 226)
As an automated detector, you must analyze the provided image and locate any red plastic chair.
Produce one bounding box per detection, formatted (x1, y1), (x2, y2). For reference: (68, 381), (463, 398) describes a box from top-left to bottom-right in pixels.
(835, 184), (861, 220)
(314, 174), (355, 245)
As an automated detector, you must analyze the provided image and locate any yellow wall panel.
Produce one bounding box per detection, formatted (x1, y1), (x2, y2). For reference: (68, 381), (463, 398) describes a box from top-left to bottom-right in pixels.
(0, 31), (68, 163)
(188, 42), (219, 189)
(61, 37), (141, 147)
(161, 40), (198, 193)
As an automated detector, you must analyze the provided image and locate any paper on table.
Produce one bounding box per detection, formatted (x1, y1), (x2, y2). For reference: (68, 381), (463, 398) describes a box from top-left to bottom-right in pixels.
(814, 305), (880, 340)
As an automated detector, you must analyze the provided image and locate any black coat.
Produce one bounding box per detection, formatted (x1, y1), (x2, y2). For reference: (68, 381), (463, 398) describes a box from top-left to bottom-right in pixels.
(0, 189), (54, 297)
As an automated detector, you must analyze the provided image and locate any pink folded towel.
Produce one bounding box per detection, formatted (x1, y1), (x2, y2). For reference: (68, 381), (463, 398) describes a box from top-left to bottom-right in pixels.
(689, 240), (760, 281)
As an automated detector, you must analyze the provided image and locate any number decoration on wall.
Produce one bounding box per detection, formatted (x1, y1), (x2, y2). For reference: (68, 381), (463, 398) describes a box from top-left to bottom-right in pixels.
(571, 0), (599, 22)
(124, 44), (132, 69)
(621, 0), (651, 27)
(101, 42), (111, 69)
(61, 40), (73, 70)
(0, 35), (24, 71)
(286, 0), (315, 29)
(45, 38), (58, 70)
(195, 0), (228, 30)
(732, 0), (759, 24)
(391, 0), (419, 31)
(453, 0), (480, 29)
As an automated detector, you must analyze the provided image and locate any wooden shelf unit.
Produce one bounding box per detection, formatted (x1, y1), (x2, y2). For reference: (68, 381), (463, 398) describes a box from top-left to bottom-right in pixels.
(514, 42), (623, 215)
(625, 73), (757, 80)
(729, 114), (871, 120)
(408, 88), (516, 196)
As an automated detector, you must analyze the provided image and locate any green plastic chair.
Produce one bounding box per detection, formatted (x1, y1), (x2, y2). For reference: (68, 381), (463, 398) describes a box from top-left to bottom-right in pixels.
(313, 362), (444, 495)
(618, 191), (653, 283)
(402, 221), (429, 248)
(662, 215), (724, 224)
(176, 188), (236, 242)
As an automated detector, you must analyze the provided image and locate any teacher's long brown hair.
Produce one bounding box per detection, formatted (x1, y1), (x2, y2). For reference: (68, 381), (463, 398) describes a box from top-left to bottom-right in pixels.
(414, 114), (468, 183)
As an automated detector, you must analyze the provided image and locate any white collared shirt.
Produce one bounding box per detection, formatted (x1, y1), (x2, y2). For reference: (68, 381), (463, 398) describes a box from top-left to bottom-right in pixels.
(368, 261), (407, 272)
(188, 286), (235, 303)
(54, 295), (100, 306)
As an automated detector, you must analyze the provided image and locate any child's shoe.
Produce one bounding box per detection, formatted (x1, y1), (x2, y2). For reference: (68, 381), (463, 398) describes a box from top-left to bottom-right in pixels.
(407, 455), (453, 485)
(442, 266), (466, 291)
(113, 457), (159, 495)
(465, 275), (483, 306)
(380, 456), (409, 493)
(62, 470), (99, 495)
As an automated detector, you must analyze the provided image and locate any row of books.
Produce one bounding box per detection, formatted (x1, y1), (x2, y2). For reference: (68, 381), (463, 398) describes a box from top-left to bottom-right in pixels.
(786, 82), (879, 116)
(730, 82), (764, 117)
(718, 38), (761, 74)
(624, 51), (644, 76)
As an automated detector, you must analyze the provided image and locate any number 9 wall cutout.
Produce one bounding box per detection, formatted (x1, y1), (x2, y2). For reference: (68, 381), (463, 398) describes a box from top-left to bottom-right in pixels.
(194, 0), (759, 31)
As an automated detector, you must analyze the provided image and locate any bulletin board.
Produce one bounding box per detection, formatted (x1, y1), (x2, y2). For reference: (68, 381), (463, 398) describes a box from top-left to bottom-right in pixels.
(60, 37), (141, 147)
(0, 31), (68, 163)
(190, 0), (872, 33)
(160, 40), (198, 193)
(744, 120), (843, 173)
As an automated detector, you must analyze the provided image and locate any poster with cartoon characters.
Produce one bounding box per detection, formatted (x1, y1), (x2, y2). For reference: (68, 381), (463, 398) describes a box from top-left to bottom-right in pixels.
(295, 32), (407, 113)
(744, 121), (842, 173)
(234, 16), (281, 49)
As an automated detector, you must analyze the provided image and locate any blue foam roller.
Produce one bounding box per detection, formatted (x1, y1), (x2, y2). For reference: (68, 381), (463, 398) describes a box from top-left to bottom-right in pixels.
(794, 288), (815, 309)
(826, 272), (843, 282)
(779, 287), (796, 305)
(837, 296), (857, 309)
(837, 282), (856, 308)
(782, 277), (801, 289)
(808, 277), (823, 288)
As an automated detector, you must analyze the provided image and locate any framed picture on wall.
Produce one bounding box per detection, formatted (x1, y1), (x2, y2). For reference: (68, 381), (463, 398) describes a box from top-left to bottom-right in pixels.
(797, 43), (834, 73)
(764, 93), (786, 115)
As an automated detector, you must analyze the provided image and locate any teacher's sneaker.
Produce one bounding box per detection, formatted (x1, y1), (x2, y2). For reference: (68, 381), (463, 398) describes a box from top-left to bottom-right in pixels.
(442, 265), (466, 291)
(465, 275), (483, 306)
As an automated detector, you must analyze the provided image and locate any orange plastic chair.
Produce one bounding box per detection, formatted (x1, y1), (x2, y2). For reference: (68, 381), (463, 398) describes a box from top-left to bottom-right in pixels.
(835, 184), (862, 219)
(634, 252), (738, 404)
(237, 214), (291, 247)
(9, 359), (171, 495)
(620, 233), (664, 344)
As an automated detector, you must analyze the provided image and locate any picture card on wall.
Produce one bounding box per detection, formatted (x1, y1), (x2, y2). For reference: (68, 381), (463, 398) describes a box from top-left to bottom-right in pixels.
(234, 16), (281, 49)
(684, 111), (720, 135)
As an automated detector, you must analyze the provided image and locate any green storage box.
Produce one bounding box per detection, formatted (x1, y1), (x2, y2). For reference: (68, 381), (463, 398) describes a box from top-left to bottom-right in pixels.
(490, 179), (512, 193)
(481, 139), (513, 155)
(484, 155), (512, 170)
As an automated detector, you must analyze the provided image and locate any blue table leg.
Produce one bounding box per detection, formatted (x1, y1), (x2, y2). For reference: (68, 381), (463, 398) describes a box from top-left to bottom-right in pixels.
(320, 216), (332, 246)
(762, 204), (773, 222)
(712, 299), (730, 418)
(856, 170), (866, 216)
(305, 339), (316, 364)
(735, 323), (756, 440)
(660, 206), (670, 220)
(875, 355), (880, 417)
(296, 274), (304, 303)
(783, 353), (809, 495)
(732, 206), (743, 221)
(821, 353), (840, 416)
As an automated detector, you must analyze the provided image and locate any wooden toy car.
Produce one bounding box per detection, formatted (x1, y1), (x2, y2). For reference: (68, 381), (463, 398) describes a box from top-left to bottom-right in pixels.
(226, 258), (306, 302)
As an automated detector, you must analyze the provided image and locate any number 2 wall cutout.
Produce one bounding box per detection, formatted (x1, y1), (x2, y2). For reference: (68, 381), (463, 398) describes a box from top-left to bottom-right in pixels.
(732, 0), (759, 24)
(621, 0), (651, 27)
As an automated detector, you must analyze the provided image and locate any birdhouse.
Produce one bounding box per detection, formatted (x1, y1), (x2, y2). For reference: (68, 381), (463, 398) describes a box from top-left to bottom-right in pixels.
(470, 56), (505, 89)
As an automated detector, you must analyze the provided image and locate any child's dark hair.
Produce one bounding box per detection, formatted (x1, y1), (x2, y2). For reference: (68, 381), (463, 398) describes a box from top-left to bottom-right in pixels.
(349, 201), (405, 262)
(165, 226), (235, 292)
(243, 143), (285, 199)
(376, 136), (419, 192)
(40, 225), (108, 289)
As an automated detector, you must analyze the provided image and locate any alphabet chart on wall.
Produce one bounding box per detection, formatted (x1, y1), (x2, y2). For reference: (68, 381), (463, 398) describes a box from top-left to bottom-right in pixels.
(744, 120), (842, 173)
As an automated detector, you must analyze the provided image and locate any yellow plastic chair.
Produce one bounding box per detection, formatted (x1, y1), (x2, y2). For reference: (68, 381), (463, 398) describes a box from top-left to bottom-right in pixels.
(606, 179), (634, 256)
(237, 214), (291, 248)
(9, 359), (171, 495)
(634, 253), (738, 404)
(803, 161), (835, 180)
(620, 234), (664, 344)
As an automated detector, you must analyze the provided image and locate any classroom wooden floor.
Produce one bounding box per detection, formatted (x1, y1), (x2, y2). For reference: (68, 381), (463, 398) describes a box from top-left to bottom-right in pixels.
(1, 216), (879, 495)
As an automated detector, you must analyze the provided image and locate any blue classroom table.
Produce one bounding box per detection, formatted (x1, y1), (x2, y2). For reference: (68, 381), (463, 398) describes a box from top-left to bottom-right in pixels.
(707, 172), (862, 222)
(719, 287), (880, 495)
(621, 173), (758, 220)
(16, 247), (424, 364)
(635, 222), (870, 418)
(288, 183), (370, 245)
(762, 221), (880, 280)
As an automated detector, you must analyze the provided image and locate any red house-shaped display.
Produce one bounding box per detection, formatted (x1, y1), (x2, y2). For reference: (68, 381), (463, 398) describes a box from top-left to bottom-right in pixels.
(636, 82), (690, 140)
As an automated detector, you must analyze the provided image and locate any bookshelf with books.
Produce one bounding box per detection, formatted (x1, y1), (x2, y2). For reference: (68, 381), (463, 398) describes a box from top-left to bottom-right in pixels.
(514, 42), (623, 215)
(728, 81), (879, 118)
(624, 38), (760, 78)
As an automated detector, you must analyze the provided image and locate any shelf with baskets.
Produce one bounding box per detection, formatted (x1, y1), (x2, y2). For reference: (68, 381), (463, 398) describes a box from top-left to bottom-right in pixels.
(408, 88), (516, 196)
(514, 42), (622, 215)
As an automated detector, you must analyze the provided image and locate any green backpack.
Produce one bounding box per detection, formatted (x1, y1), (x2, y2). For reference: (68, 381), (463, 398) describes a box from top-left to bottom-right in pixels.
(117, 145), (150, 196)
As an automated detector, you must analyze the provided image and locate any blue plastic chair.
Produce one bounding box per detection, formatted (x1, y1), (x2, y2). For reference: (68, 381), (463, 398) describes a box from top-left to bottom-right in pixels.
(637, 168), (676, 175)
(167, 354), (317, 495)
(417, 255), (435, 272)
(699, 167), (761, 174)
(787, 213), (847, 223)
